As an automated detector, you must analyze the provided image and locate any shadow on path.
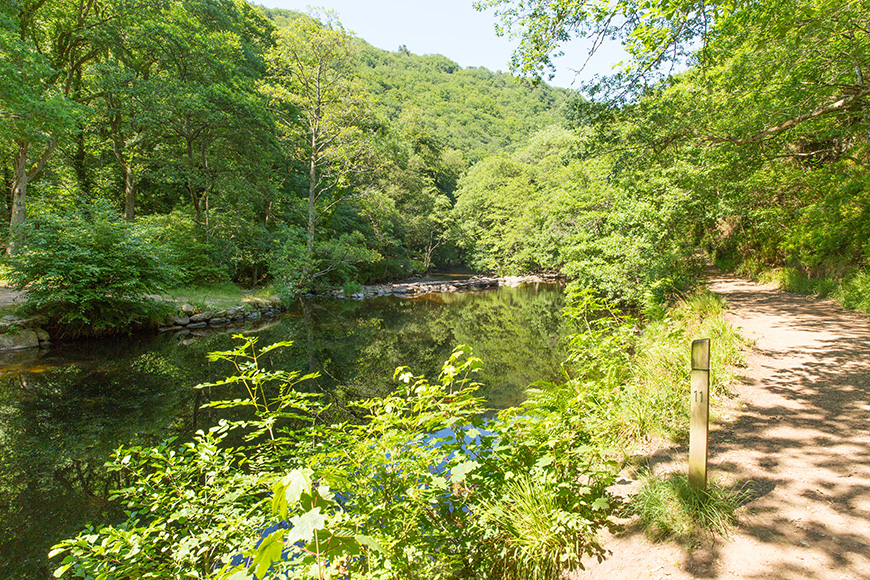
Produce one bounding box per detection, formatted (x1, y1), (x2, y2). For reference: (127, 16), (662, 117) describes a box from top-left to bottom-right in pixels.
(569, 275), (870, 580)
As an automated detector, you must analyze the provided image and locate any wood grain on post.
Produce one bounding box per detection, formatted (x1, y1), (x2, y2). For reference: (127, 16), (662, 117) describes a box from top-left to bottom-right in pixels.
(689, 339), (711, 489)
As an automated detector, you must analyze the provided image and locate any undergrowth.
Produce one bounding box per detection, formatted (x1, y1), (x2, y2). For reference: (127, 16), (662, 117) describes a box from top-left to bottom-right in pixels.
(550, 288), (745, 450)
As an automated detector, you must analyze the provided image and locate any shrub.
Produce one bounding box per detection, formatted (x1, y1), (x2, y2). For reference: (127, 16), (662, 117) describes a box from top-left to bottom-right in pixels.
(835, 269), (870, 314)
(7, 202), (176, 334)
(134, 210), (233, 286)
(342, 280), (363, 296)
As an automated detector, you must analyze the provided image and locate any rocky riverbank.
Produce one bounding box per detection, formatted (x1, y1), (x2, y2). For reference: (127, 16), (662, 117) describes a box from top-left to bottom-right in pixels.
(326, 273), (565, 300)
(0, 313), (51, 352)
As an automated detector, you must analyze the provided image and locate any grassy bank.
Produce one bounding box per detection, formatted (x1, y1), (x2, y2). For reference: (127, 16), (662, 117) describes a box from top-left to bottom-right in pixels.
(530, 288), (745, 454)
(160, 282), (279, 312)
(751, 267), (870, 315)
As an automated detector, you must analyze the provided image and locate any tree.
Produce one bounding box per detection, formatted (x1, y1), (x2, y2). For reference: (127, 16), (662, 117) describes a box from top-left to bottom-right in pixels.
(478, 0), (870, 142)
(0, 0), (104, 252)
(261, 12), (379, 290)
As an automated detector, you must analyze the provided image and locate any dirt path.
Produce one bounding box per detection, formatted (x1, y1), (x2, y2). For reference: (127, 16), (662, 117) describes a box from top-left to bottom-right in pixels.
(569, 275), (870, 580)
(0, 286), (24, 310)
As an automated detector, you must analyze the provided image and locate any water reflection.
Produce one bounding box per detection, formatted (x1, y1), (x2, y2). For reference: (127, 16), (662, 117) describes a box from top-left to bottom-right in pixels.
(0, 283), (574, 579)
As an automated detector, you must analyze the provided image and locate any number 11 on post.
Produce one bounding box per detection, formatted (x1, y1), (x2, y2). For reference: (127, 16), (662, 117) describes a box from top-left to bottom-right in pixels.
(689, 338), (710, 489)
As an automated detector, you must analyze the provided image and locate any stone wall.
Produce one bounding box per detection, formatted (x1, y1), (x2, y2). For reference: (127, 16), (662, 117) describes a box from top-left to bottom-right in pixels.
(0, 314), (51, 352)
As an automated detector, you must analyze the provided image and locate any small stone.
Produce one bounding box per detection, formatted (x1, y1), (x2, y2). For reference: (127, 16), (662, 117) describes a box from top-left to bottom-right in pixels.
(246, 312), (261, 320)
(209, 317), (229, 326)
(189, 311), (214, 323)
(181, 304), (195, 315)
(182, 338), (196, 346)
(187, 322), (208, 329)
(173, 315), (190, 326)
(159, 325), (182, 333)
(174, 329), (191, 338)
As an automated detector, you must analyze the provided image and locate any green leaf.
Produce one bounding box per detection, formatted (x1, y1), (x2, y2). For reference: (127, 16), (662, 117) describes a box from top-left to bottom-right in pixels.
(355, 534), (387, 554)
(592, 497), (610, 511)
(450, 460), (480, 483)
(285, 507), (327, 545)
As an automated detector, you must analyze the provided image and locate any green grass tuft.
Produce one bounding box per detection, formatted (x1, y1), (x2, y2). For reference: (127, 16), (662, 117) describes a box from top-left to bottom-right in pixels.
(630, 472), (744, 544)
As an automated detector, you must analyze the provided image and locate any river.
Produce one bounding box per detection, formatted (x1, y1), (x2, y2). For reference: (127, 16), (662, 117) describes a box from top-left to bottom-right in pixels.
(0, 281), (575, 579)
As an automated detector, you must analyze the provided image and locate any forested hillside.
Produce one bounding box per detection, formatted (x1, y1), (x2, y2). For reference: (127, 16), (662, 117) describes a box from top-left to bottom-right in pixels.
(0, 1), (570, 332)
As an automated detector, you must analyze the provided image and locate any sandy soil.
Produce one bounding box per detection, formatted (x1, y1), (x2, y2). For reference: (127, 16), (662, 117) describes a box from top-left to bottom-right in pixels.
(567, 274), (870, 580)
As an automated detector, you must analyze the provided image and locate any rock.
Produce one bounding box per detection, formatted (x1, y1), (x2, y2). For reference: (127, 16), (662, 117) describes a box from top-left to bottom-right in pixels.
(159, 325), (182, 333)
(215, 310), (228, 318)
(209, 317), (229, 326)
(0, 330), (39, 351)
(181, 304), (195, 315)
(189, 311), (214, 323)
(232, 313), (245, 321)
(246, 311), (261, 320)
(35, 328), (49, 342)
(182, 338), (196, 346)
(190, 330), (209, 337)
(187, 322), (208, 329)
(173, 315), (190, 326)
(174, 329), (191, 338)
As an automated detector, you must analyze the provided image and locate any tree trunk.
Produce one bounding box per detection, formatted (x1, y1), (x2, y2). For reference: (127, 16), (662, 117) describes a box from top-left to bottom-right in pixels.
(8, 142), (29, 255)
(123, 163), (136, 222)
(307, 148), (317, 260)
(8, 139), (58, 254)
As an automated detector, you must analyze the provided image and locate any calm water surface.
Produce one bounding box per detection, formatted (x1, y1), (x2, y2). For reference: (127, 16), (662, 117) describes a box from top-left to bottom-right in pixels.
(0, 283), (575, 579)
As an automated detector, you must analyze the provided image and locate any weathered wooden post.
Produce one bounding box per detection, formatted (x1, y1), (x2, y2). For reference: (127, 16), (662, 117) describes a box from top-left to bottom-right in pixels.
(689, 339), (711, 489)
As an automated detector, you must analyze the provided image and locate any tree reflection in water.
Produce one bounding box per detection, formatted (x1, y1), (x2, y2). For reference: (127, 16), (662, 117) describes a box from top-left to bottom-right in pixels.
(0, 282), (574, 579)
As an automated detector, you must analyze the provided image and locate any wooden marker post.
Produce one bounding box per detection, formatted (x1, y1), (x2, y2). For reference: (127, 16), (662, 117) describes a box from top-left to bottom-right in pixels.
(689, 339), (711, 489)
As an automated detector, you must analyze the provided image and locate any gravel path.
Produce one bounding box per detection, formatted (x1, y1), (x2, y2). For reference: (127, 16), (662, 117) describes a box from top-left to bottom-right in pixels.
(569, 275), (870, 580)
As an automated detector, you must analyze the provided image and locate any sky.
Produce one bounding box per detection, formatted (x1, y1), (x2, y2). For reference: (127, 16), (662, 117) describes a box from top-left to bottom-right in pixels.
(261, 0), (628, 90)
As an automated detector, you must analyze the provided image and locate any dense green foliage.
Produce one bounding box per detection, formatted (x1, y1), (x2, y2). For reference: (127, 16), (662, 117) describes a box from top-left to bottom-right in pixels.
(6, 202), (175, 333)
(51, 340), (617, 579)
(469, 0), (870, 310)
(2, 1), (572, 329)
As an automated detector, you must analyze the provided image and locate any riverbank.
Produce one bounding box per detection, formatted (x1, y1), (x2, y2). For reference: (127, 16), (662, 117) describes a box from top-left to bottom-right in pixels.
(0, 274), (563, 352)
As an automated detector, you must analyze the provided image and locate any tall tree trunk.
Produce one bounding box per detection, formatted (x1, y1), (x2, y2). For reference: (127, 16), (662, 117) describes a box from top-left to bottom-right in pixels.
(8, 139), (57, 254)
(111, 122), (137, 222)
(73, 127), (91, 198)
(123, 163), (136, 222)
(307, 147), (317, 260)
(9, 142), (29, 255)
